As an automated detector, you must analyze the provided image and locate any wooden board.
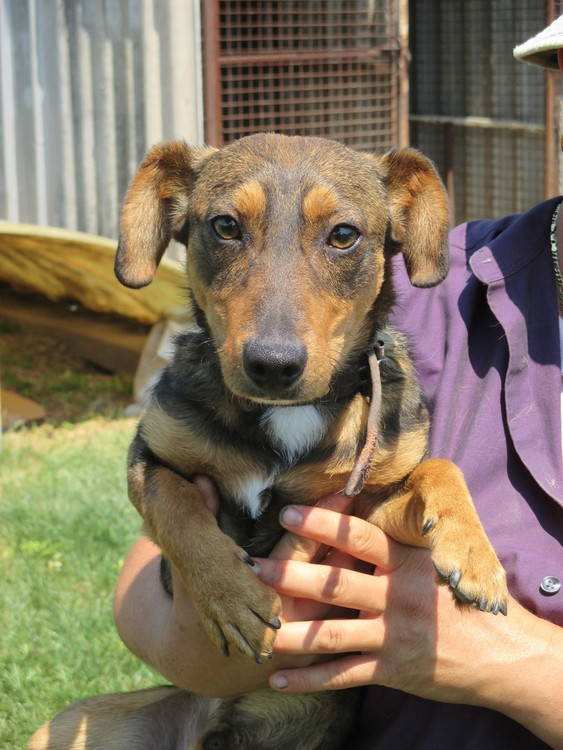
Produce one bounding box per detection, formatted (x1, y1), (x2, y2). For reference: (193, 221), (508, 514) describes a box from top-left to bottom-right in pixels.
(0, 222), (186, 324)
(1, 389), (46, 431)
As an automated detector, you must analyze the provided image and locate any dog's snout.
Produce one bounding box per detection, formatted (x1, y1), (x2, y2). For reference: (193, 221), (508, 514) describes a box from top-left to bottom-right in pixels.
(243, 339), (307, 391)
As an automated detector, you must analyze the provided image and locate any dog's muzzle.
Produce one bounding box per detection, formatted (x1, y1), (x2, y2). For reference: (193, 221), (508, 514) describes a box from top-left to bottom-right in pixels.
(242, 338), (307, 393)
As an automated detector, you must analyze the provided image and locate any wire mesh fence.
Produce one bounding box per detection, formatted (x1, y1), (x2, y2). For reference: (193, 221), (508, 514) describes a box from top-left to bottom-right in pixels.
(204, 0), (405, 152)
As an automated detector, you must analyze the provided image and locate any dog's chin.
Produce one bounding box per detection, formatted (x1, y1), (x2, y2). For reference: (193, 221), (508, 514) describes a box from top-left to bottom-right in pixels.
(247, 395), (310, 406)
(227, 382), (327, 408)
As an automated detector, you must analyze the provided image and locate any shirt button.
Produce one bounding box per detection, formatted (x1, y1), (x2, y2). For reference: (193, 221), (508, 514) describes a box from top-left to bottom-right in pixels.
(539, 576), (561, 595)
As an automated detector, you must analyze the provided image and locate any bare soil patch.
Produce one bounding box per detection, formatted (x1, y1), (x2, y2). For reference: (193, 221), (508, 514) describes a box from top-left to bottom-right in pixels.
(1, 317), (134, 425)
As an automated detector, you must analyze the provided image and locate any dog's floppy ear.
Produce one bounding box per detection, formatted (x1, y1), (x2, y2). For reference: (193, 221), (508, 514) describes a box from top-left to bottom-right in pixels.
(380, 148), (449, 288)
(115, 141), (215, 289)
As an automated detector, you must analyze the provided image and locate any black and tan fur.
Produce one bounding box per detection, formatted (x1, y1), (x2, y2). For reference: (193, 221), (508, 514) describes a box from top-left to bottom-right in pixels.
(29, 134), (507, 750)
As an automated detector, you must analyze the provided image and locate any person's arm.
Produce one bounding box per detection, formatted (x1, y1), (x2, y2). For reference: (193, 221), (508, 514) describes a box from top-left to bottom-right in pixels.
(113, 478), (353, 698)
(255, 504), (563, 749)
(114, 535), (295, 696)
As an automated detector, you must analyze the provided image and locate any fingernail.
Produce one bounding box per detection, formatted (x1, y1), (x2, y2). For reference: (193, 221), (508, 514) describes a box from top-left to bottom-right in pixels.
(280, 506), (303, 527)
(270, 673), (288, 690)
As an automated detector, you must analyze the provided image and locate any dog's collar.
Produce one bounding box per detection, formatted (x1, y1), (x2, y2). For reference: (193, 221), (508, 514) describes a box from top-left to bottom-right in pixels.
(322, 329), (392, 404)
(318, 330), (389, 496)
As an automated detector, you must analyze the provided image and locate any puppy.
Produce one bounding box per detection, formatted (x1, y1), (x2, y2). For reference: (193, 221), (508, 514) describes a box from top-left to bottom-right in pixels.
(29, 133), (508, 750)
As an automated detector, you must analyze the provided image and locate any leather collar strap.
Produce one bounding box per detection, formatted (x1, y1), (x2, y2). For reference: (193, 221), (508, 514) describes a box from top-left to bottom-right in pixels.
(344, 340), (385, 496)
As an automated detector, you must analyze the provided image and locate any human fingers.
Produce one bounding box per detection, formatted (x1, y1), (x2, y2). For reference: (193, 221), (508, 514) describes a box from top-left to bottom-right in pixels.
(277, 552), (365, 622)
(266, 551), (362, 624)
(273, 616), (384, 655)
(323, 548), (372, 573)
(193, 475), (220, 516)
(282, 597), (353, 624)
(254, 558), (387, 613)
(270, 493), (353, 563)
(279, 505), (406, 571)
(269, 653), (379, 693)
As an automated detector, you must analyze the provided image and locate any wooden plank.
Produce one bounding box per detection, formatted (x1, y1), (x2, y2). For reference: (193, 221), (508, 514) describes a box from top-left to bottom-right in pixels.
(0, 221), (187, 324)
(1, 388), (46, 431)
(0, 290), (148, 374)
(409, 114), (544, 133)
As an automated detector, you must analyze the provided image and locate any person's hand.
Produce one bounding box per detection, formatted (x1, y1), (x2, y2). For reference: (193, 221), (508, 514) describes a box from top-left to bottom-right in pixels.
(253, 502), (563, 747)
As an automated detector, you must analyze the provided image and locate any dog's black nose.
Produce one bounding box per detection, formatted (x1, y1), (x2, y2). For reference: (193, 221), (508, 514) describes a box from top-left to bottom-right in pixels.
(243, 339), (307, 390)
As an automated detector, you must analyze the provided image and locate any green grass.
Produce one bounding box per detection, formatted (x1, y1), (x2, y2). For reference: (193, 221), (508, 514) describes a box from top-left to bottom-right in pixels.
(0, 420), (158, 749)
(1, 372), (35, 398)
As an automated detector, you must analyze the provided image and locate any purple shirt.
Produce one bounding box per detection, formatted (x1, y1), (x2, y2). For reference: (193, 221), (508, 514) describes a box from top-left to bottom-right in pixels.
(356, 198), (563, 749)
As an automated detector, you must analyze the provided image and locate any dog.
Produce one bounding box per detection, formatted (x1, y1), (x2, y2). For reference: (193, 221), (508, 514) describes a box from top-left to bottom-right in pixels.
(28, 133), (508, 750)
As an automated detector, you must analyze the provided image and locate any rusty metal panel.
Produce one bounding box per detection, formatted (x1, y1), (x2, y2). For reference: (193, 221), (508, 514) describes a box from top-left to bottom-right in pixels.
(203, 0), (405, 152)
(410, 0), (558, 225)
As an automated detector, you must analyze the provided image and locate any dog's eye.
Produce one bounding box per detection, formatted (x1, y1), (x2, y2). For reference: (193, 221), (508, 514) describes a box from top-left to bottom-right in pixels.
(328, 224), (360, 250)
(212, 215), (241, 240)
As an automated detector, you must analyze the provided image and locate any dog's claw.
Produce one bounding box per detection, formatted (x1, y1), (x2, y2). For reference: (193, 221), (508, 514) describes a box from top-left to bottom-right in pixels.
(250, 609), (281, 631)
(435, 563), (506, 614)
(227, 622), (270, 663)
(430, 516), (508, 620)
(449, 570), (461, 589)
(253, 647), (273, 663)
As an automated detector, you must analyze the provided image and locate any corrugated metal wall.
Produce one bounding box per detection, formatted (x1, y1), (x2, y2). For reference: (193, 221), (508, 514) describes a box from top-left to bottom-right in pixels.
(0, 0), (204, 240)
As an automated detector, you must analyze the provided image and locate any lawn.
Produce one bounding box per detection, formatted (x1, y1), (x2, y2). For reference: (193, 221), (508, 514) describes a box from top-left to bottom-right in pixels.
(0, 418), (158, 749)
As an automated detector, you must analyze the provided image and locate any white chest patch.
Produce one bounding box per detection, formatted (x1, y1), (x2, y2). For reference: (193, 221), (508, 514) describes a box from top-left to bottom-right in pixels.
(232, 473), (274, 519)
(261, 404), (327, 462)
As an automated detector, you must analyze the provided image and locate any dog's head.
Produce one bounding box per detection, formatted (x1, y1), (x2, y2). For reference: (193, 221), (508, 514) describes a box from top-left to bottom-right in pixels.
(116, 134), (448, 404)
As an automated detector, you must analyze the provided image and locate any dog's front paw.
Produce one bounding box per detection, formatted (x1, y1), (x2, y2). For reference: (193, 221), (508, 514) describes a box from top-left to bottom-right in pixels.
(190, 541), (282, 662)
(428, 520), (508, 615)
